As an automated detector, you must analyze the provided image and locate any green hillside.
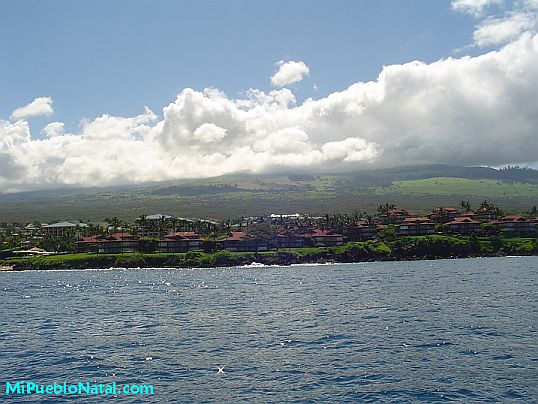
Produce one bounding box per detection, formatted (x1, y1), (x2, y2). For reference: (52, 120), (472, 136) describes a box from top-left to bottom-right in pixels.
(1, 166), (537, 222)
(376, 178), (538, 197)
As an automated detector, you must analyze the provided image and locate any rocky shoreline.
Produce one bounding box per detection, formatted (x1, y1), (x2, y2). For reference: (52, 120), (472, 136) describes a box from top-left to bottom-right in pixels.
(5, 251), (535, 272)
(3, 235), (537, 271)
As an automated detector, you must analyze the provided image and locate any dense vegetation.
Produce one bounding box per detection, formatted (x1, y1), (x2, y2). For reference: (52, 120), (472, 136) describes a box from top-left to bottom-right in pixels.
(3, 235), (536, 271)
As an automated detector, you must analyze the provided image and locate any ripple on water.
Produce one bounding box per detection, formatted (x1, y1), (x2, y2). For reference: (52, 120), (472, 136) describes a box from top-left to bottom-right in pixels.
(0, 257), (536, 402)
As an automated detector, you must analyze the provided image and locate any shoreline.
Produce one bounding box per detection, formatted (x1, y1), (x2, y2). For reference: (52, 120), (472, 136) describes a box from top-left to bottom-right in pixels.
(2, 236), (536, 272)
(3, 251), (537, 272)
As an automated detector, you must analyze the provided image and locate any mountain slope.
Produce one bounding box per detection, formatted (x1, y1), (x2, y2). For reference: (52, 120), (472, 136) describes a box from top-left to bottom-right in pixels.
(1, 165), (537, 222)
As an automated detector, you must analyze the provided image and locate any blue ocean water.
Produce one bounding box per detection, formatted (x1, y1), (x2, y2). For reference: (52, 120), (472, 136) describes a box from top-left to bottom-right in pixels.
(0, 257), (537, 402)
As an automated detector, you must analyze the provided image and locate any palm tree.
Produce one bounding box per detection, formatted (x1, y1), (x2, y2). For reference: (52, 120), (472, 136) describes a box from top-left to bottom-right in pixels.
(104, 217), (121, 233)
(377, 203), (396, 215)
(460, 200), (471, 213)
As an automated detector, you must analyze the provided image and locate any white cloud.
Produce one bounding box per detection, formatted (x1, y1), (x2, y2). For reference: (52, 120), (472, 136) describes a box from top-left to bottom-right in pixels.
(193, 123), (227, 143)
(0, 120), (31, 186)
(10, 97), (54, 121)
(41, 122), (65, 138)
(453, 0), (538, 47)
(1, 34), (538, 191)
(474, 12), (537, 46)
(271, 60), (310, 87)
(321, 138), (381, 162)
(451, 0), (502, 16)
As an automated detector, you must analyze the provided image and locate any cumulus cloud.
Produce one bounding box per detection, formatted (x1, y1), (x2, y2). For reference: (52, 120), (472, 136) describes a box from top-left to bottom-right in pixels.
(271, 60), (310, 87)
(41, 122), (65, 138)
(474, 11), (537, 46)
(1, 34), (538, 192)
(193, 123), (228, 144)
(10, 97), (54, 121)
(453, 0), (538, 47)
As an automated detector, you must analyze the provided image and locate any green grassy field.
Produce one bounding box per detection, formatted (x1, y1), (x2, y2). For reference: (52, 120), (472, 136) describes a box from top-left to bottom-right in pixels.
(376, 177), (538, 197)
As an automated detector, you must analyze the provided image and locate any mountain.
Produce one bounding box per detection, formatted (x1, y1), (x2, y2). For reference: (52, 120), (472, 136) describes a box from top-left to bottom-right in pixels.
(1, 164), (537, 222)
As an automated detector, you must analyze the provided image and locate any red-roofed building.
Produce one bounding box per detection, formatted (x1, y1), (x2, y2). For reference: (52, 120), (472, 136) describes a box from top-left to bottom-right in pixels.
(472, 209), (500, 221)
(378, 209), (410, 225)
(446, 217), (481, 234)
(430, 207), (461, 223)
(158, 232), (205, 253)
(343, 221), (377, 241)
(218, 232), (269, 252)
(493, 216), (536, 237)
(75, 233), (139, 254)
(273, 231), (304, 249)
(302, 229), (344, 247)
(398, 217), (435, 236)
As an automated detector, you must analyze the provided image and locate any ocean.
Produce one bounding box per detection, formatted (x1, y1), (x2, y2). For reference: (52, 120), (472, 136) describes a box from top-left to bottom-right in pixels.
(1, 257), (536, 402)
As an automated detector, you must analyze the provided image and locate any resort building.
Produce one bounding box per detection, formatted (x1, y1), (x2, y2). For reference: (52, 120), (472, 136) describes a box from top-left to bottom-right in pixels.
(135, 214), (175, 237)
(472, 209), (500, 222)
(76, 233), (139, 254)
(378, 209), (410, 225)
(302, 229), (344, 247)
(446, 217), (481, 234)
(269, 213), (304, 223)
(429, 207), (461, 223)
(494, 216), (536, 237)
(218, 232), (269, 252)
(398, 217), (435, 236)
(43, 221), (88, 238)
(157, 232), (205, 253)
(343, 220), (377, 241)
(273, 231), (304, 249)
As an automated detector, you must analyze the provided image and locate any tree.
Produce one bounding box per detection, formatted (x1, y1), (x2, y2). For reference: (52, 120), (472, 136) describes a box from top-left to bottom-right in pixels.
(434, 207), (450, 224)
(460, 200), (471, 213)
(480, 222), (500, 236)
(104, 217), (121, 233)
(376, 224), (398, 241)
(377, 203), (396, 215)
(479, 200), (503, 216)
(469, 234), (480, 254)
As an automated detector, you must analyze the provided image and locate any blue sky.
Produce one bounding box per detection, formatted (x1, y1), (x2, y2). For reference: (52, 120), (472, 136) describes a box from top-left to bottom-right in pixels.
(1, 0), (477, 130)
(1, 0), (537, 191)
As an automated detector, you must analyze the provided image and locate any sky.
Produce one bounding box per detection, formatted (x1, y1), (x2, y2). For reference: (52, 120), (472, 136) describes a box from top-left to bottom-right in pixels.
(1, 0), (537, 192)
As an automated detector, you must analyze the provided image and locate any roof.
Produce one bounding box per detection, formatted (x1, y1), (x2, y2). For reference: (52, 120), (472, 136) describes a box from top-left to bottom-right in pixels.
(144, 214), (173, 220)
(403, 217), (433, 224)
(223, 231), (249, 241)
(78, 232), (138, 243)
(44, 221), (88, 228)
(499, 215), (531, 223)
(163, 232), (203, 240)
(304, 229), (342, 237)
(446, 217), (480, 225)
